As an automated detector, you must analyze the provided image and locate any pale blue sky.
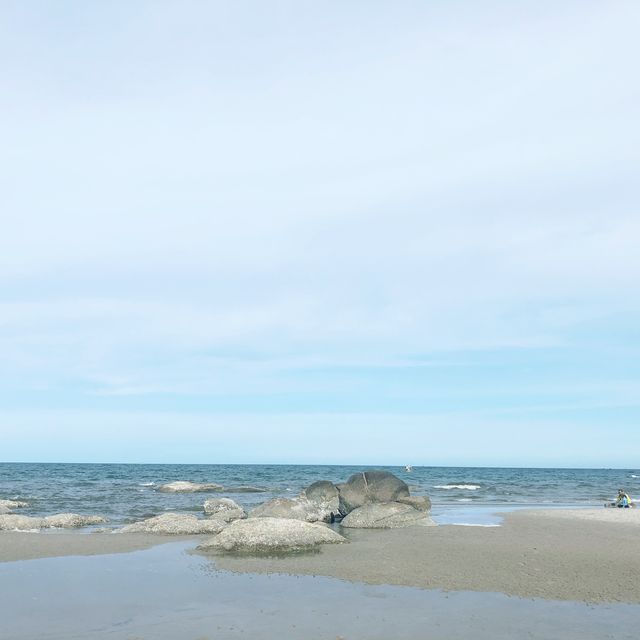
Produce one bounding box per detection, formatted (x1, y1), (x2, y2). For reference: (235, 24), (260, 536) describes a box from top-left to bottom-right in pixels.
(1, 1), (639, 466)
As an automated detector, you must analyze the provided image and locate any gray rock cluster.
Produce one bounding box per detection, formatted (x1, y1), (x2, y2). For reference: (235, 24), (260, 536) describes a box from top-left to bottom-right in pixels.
(0, 513), (106, 530)
(114, 470), (433, 552)
(245, 471), (433, 529)
(247, 480), (340, 524)
(336, 470), (434, 528)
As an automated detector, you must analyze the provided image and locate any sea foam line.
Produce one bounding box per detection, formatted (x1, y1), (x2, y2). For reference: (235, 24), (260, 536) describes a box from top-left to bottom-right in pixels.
(434, 484), (481, 491)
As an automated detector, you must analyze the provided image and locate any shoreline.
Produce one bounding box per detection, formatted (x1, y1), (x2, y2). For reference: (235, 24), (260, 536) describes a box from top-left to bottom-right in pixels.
(1, 508), (639, 603)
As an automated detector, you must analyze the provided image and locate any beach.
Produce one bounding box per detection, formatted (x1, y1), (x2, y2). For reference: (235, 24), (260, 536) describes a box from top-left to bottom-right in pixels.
(2, 508), (639, 604)
(3, 465), (640, 638)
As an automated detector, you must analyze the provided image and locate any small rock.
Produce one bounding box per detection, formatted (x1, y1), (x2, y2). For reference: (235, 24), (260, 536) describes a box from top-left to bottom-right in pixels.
(119, 513), (227, 535)
(43, 514), (106, 528)
(203, 498), (246, 522)
(0, 499), (29, 510)
(0, 513), (106, 531)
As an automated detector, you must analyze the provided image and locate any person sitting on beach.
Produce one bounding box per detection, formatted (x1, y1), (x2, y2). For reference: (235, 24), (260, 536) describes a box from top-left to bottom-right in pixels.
(615, 489), (632, 508)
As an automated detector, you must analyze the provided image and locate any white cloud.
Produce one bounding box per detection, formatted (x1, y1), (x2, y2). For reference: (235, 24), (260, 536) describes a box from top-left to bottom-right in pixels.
(0, 0), (638, 404)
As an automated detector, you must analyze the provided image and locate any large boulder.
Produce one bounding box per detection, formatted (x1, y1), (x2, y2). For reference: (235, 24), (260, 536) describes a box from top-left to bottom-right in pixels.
(0, 513), (106, 531)
(119, 513), (227, 535)
(157, 481), (224, 493)
(338, 471), (410, 514)
(249, 493), (338, 524)
(249, 497), (316, 522)
(304, 481), (340, 512)
(203, 498), (246, 522)
(341, 503), (435, 529)
(198, 517), (347, 554)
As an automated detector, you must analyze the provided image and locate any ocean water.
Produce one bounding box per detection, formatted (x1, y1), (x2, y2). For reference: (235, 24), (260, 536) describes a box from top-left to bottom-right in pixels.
(0, 463), (638, 527)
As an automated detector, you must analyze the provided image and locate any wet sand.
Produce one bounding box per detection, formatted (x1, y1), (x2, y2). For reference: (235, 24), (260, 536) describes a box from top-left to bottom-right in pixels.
(0, 531), (187, 562)
(1, 509), (639, 603)
(2, 541), (639, 640)
(210, 509), (640, 603)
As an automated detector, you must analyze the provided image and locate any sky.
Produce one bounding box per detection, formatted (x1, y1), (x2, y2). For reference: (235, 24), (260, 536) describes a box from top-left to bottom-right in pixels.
(1, 1), (639, 466)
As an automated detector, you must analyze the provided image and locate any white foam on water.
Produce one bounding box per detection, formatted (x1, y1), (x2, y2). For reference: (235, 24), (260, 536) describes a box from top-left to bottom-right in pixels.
(631, 475), (639, 479)
(457, 498), (473, 502)
(434, 484), (481, 491)
(448, 523), (500, 527)
(139, 482), (156, 487)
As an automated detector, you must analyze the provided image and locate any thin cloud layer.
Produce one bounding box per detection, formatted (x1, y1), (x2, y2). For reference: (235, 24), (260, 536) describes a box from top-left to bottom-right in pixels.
(1, 2), (639, 463)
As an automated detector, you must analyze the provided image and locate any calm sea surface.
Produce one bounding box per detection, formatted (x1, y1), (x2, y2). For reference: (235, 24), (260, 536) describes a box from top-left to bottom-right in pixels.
(1, 463), (638, 527)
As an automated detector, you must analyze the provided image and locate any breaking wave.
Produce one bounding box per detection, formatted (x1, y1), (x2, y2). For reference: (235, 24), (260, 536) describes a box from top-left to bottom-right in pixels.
(434, 484), (481, 491)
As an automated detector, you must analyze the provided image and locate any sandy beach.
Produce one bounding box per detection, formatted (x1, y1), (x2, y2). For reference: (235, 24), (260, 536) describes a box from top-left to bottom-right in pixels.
(2, 508), (639, 604)
(0, 531), (188, 563)
(209, 508), (640, 603)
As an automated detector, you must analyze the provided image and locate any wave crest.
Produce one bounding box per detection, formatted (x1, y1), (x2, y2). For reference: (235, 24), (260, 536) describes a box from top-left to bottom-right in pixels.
(434, 484), (481, 491)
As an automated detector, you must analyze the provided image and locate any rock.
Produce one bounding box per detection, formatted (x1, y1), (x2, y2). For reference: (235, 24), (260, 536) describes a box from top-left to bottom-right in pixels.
(42, 514), (107, 528)
(157, 481), (224, 493)
(341, 502), (436, 529)
(0, 499), (29, 510)
(305, 481), (339, 505)
(119, 513), (227, 535)
(0, 515), (41, 530)
(397, 495), (432, 512)
(197, 517), (347, 554)
(304, 481), (340, 521)
(203, 498), (246, 522)
(0, 513), (106, 531)
(224, 486), (267, 493)
(249, 493), (338, 524)
(338, 470), (410, 514)
(249, 497), (315, 522)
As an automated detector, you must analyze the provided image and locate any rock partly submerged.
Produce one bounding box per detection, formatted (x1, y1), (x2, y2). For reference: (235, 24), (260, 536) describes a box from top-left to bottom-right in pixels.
(0, 499), (29, 511)
(338, 470), (410, 514)
(341, 502), (436, 529)
(157, 481), (224, 493)
(198, 517), (347, 554)
(119, 513), (227, 535)
(0, 513), (106, 531)
(249, 481), (340, 524)
(203, 498), (246, 522)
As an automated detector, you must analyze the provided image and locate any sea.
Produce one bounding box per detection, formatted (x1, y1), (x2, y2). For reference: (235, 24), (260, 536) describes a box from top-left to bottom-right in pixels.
(1, 463), (639, 527)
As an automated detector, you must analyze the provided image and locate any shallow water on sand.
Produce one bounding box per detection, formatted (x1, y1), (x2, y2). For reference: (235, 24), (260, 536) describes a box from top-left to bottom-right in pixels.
(0, 541), (638, 640)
